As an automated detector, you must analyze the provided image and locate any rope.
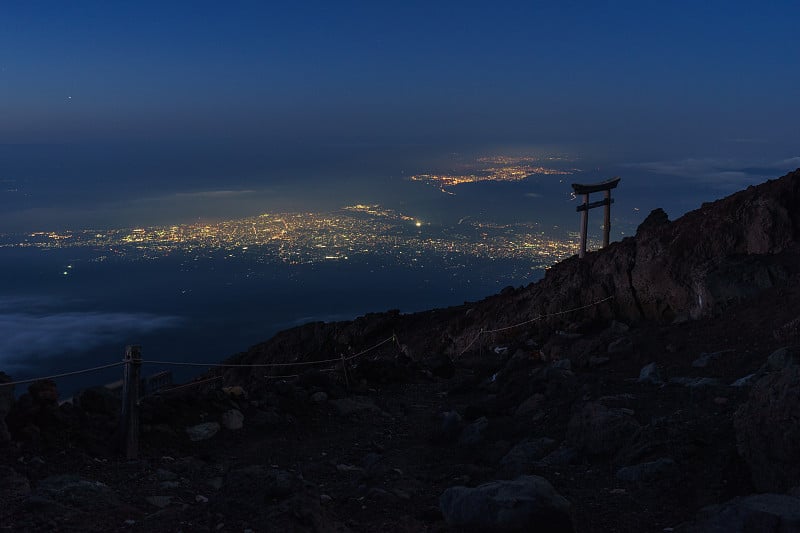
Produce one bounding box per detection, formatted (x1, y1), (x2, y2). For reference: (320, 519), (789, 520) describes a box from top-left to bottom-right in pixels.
(140, 336), (396, 369)
(0, 361), (125, 388)
(342, 336), (395, 361)
(145, 375), (224, 396)
(458, 295), (614, 355)
(458, 328), (484, 356)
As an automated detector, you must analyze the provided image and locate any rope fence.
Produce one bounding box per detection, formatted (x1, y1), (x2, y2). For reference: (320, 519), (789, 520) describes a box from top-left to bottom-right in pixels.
(0, 361), (125, 388)
(459, 295), (614, 355)
(0, 295), (615, 458)
(138, 335), (397, 369)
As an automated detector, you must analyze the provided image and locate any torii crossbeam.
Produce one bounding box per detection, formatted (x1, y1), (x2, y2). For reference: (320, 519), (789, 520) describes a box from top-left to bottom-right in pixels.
(571, 177), (621, 258)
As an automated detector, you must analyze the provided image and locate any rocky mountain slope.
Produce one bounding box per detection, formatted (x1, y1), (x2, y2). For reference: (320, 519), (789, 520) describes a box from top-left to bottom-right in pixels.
(1, 169), (800, 532)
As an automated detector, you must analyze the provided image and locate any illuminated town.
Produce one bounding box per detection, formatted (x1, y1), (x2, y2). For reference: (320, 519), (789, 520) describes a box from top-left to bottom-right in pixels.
(410, 155), (578, 194)
(0, 205), (594, 275)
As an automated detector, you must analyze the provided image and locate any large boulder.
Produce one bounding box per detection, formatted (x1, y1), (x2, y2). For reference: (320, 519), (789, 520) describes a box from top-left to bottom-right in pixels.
(75, 387), (119, 416)
(28, 380), (58, 406)
(30, 475), (120, 512)
(440, 475), (573, 532)
(0, 372), (13, 444)
(734, 366), (800, 492)
(683, 493), (800, 533)
(566, 402), (640, 458)
(500, 438), (558, 477)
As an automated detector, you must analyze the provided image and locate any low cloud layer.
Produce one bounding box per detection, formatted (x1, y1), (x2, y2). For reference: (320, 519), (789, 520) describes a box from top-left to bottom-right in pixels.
(0, 302), (181, 368)
(627, 156), (800, 190)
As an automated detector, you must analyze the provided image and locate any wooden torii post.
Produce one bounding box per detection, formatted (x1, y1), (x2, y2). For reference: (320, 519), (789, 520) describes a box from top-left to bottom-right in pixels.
(571, 177), (621, 258)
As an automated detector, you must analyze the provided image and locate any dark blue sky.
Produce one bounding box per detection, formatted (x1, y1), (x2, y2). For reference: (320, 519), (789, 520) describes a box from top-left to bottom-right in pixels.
(1, 1), (799, 229)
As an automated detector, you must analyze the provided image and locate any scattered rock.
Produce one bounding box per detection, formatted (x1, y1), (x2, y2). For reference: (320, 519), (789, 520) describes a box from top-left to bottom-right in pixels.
(610, 320), (630, 334)
(145, 495), (172, 508)
(514, 393), (546, 419)
(222, 386), (247, 399)
(0, 466), (31, 501)
(31, 475), (119, 511)
(692, 350), (733, 368)
(552, 359), (572, 371)
(0, 372), (13, 444)
(75, 387), (119, 415)
(458, 416), (489, 447)
(669, 377), (722, 388)
(615, 458), (677, 482)
(608, 337), (634, 354)
(186, 422), (221, 442)
(330, 397), (381, 417)
(685, 493), (800, 532)
(566, 402), (640, 457)
(425, 353), (456, 378)
(223, 465), (297, 503)
(540, 446), (579, 466)
(434, 410), (463, 442)
(638, 363), (663, 385)
(766, 346), (799, 371)
(440, 475), (573, 532)
(311, 391), (328, 403)
(156, 468), (178, 481)
(28, 380), (58, 405)
(221, 409), (244, 430)
(500, 438), (558, 476)
(735, 366), (800, 492)
(731, 373), (758, 387)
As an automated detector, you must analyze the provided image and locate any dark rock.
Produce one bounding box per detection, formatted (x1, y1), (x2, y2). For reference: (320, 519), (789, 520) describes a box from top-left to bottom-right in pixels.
(248, 408), (283, 427)
(354, 354), (415, 384)
(221, 409), (244, 430)
(458, 416), (489, 447)
(514, 393), (546, 419)
(615, 457), (677, 482)
(186, 422), (221, 441)
(424, 353), (455, 379)
(636, 208), (670, 237)
(692, 350), (735, 368)
(311, 391), (328, 403)
(735, 366), (800, 492)
(440, 475), (573, 532)
(609, 320), (630, 334)
(0, 465), (31, 502)
(28, 380), (58, 406)
(75, 386), (119, 416)
(731, 373), (759, 387)
(669, 377), (723, 388)
(637, 363), (663, 385)
(433, 410), (463, 442)
(685, 493), (800, 532)
(223, 465), (297, 502)
(0, 372), (13, 444)
(540, 447), (579, 466)
(607, 337), (634, 354)
(330, 397), (382, 417)
(566, 401), (640, 458)
(31, 475), (120, 511)
(552, 359), (572, 371)
(766, 346), (800, 371)
(500, 438), (558, 476)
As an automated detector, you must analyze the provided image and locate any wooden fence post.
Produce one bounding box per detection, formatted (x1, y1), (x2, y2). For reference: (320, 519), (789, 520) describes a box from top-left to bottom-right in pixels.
(120, 345), (142, 460)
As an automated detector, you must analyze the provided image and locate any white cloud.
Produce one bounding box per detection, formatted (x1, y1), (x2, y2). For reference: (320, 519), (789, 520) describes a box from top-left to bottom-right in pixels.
(626, 156), (800, 188)
(0, 308), (181, 368)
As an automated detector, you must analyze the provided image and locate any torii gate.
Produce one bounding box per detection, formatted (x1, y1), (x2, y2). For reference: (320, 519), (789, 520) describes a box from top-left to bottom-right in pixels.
(571, 177), (621, 258)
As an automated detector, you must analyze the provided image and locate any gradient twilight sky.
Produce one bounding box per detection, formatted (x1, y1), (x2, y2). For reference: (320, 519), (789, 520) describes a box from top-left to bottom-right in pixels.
(1, 1), (799, 230)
